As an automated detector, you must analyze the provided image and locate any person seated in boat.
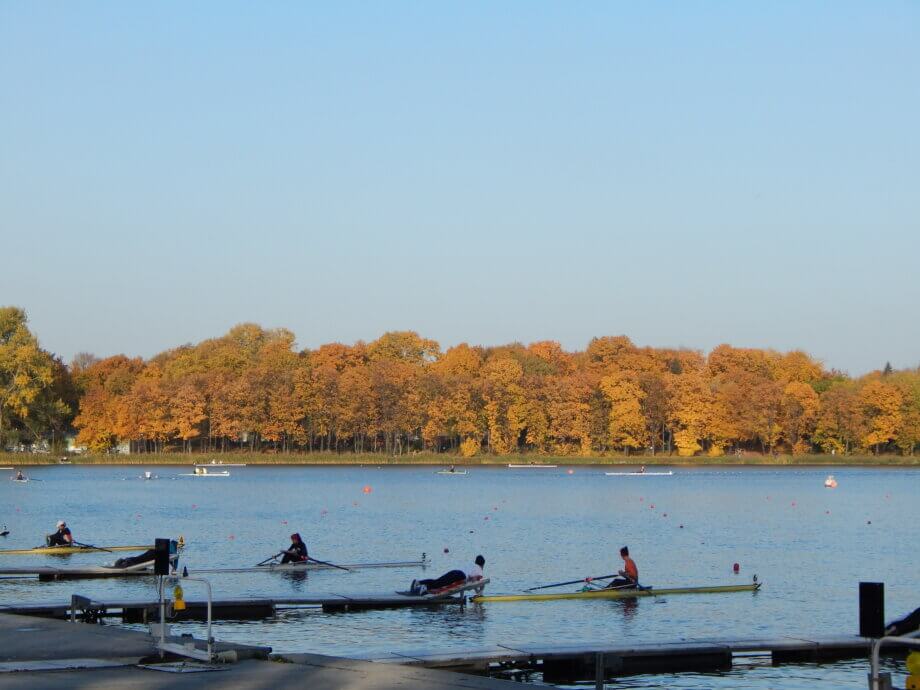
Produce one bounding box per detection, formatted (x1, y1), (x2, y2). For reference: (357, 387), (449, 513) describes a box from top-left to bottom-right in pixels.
(606, 546), (638, 589)
(410, 555), (485, 595)
(46, 520), (73, 547)
(15, 470), (24, 480)
(638, 466), (646, 474)
(448, 465), (456, 473)
(281, 533), (308, 564)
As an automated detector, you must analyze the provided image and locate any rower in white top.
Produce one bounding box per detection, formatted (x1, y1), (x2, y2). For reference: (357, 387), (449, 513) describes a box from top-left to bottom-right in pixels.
(409, 555), (485, 595)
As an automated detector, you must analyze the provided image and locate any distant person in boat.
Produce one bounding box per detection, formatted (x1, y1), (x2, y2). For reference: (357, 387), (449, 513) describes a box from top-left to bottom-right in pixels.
(15, 470), (24, 480)
(46, 520), (73, 547)
(639, 466), (646, 474)
(281, 533), (308, 564)
(448, 465), (456, 473)
(410, 555), (485, 595)
(607, 546), (638, 589)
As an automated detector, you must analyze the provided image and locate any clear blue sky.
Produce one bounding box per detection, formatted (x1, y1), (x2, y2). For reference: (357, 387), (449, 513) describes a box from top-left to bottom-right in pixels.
(1, 2), (918, 375)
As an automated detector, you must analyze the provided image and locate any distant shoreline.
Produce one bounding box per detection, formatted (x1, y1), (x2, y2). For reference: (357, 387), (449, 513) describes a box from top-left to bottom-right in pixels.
(2, 453), (917, 467)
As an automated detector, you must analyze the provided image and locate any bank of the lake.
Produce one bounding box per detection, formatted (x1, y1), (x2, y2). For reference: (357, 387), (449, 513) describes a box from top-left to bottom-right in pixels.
(2, 451), (918, 466)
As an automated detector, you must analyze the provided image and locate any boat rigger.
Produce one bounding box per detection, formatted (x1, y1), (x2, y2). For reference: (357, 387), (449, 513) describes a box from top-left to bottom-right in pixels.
(472, 582), (761, 603)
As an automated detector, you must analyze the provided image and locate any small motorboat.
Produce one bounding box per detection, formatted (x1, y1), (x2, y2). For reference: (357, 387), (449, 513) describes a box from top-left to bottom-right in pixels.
(824, 475), (838, 489)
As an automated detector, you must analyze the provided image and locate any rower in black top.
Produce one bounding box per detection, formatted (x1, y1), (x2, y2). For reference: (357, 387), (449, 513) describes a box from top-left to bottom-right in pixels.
(281, 532), (308, 564)
(47, 520), (73, 547)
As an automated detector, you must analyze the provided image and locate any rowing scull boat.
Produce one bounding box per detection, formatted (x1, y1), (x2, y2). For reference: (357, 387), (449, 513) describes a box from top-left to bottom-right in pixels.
(605, 471), (673, 476)
(473, 582), (760, 603)
(191, 556), (429, 575)
(0, 544), (153, 556)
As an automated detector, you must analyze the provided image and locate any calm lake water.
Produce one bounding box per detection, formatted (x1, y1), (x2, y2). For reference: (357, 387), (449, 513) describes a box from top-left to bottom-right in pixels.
(1, 464), (917, 688)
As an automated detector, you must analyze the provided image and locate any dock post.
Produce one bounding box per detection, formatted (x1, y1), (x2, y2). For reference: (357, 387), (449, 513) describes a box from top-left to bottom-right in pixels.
(859, 582), (885, 638)
(595, 651), (604, 690)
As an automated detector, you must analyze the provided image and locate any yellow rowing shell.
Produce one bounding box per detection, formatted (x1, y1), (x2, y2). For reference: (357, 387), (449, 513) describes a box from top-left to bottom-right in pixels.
(0, 545), (153, 556)
(473, 582), (760, 603)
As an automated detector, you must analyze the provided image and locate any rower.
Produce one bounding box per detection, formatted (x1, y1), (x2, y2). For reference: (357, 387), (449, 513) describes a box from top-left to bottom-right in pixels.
(46, 520), (73, 547)
(448, 465), (456, 473)
(606, 546), (638, 589)
(15, 470), (24, 480)
(410, 555), (485, 595)
(281, 532), (308, 564)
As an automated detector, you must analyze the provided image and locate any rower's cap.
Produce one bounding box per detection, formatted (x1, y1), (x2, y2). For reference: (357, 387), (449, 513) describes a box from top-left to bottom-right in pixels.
(57, 520), (66, 527)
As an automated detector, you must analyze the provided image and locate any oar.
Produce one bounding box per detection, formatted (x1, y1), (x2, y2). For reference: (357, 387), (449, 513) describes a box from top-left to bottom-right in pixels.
(256, 551), (284, 566)
(524, 573), (619, 592)
(72, 541), (113, 553)
(308, 557), (351, 572)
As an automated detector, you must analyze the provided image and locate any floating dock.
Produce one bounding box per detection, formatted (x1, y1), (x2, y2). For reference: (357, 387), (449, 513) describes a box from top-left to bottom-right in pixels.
(1, 579), (489, 620)
(0, 612), (522, 689)
(358, 635), (914, 683)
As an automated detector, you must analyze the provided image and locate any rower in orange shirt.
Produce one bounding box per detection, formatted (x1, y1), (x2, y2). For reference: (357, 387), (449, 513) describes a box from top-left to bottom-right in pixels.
(607, 546), (639, 589)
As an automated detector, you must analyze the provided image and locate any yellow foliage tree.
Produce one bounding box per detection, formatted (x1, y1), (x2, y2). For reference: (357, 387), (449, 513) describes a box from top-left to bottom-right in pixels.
(599, 374), (648, 453)
(859, 379), (903, 452)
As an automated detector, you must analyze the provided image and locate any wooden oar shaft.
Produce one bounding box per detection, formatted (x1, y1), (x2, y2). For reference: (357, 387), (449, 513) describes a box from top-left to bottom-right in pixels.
(308, 557), (351, 572)
(524, 573), (618, 592)
(256, 551), (285, 566)
(72, 541), (113, 553)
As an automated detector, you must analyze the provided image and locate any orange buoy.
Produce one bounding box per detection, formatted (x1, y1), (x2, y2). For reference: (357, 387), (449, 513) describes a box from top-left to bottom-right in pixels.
(363, 485), (372, 494)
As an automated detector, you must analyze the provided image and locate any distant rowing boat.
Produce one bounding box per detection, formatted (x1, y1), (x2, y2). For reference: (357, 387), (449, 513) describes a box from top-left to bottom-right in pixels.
(473, 582), (761, 603)
(508, 464), (557, 468)
(180, 468), (230, 477)
(436, 470), (468, 475)
(605, 471), (673, 476)
(0, 544), (153, 556)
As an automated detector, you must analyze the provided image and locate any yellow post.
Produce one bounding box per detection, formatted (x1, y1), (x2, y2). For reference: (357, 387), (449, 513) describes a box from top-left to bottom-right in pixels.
(173, 584), (186, 611)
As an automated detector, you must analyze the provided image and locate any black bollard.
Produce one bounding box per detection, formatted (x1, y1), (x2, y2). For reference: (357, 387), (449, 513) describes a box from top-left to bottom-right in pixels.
(859, 582), (885, 638)
(154, 538), (171, 575)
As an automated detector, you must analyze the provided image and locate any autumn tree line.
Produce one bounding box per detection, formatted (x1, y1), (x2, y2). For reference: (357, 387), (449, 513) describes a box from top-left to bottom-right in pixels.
(1, 306), (918, 458)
